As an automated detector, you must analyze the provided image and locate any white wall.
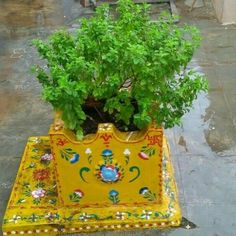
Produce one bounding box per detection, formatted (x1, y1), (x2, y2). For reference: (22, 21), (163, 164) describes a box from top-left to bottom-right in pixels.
(212, 0), (236, 24)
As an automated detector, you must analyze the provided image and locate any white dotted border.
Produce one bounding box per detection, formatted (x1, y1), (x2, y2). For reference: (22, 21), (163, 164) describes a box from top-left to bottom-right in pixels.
(3, 221), (179, 235)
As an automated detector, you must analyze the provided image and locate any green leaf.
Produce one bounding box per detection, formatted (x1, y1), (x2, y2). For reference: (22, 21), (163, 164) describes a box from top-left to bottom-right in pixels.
(32, 0), (207, 137)
(76, 129), (84, 141)
(65, 148), (76, 154)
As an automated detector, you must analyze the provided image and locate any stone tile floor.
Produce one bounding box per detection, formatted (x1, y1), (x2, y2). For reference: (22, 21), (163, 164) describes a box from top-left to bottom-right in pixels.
(0, 0), (236, 235)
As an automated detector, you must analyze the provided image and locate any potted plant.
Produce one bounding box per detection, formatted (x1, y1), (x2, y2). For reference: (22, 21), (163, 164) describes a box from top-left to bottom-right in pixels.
(32, 0), (207, 141)
(2, 0), (207, 235)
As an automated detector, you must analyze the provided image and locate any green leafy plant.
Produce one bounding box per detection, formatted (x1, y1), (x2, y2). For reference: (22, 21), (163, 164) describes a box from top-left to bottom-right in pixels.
(32, 0), (208, 140)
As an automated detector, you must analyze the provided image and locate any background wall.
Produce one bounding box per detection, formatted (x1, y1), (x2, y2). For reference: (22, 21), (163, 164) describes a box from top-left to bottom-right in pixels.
(212, 0), (236, 24)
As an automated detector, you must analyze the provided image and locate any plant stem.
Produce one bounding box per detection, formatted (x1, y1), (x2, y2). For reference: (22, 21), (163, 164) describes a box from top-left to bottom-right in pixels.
(94, 105), (106, 122)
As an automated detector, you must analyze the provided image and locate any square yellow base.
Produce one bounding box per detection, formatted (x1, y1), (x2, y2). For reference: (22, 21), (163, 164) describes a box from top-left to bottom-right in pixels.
(2, 136), (181, 236)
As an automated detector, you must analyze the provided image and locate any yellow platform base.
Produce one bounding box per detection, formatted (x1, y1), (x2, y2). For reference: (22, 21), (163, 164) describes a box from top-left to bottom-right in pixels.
(2, 136), (181, 236)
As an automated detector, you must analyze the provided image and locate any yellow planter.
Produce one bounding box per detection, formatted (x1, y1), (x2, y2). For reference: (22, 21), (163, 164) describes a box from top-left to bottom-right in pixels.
(2, 123), (181, 235)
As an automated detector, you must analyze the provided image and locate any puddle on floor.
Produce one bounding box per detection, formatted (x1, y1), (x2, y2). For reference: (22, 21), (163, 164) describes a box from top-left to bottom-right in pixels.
(179, 58), (236, 157)
(0, 0), (235, 158)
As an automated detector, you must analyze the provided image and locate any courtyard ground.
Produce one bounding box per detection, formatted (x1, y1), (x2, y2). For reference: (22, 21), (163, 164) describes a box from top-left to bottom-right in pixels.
(0, 1), (236, 235)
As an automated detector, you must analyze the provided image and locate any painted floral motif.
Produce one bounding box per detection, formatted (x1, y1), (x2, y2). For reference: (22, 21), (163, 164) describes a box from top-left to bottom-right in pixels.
(77, 213), (98, 221)
(101, 149), (113, 163)
(4, 156), (177, 226)
(166, 208), (176, 217)
(31, 188), (46, 199)
(8, 215), (21, 224)
(40, 153), (53, 165)
(141, 210), (153, 220)
(31, 147), (39, 154)
(32, 137), (41, 144)
(95, 149), (124, 183)
(161, 154), (176, 217)
(139, 187), (149, 195)
(138, 146), (156, 160)
(70, 153), (80, 164)
(21, 179), (57, 206)
(19, 139), (57, 207)
(45, 212), (60, 222)
(56, 138), (69, 146)
(138, 152), (149, 160)
(145, 134), (162, 146)
(3, 137), (61, 227)
(79, 213), (90, 221)
(63, 213), (98, 222)
(85, 148), (92, 155)
(116, 211), (126, 220)
(27, 213), (40, 222)
(25, 163), (36, 169)
(163, 171), (170, 181)
(69, 189), (84, 202)
(60, 148), (79, 164)
(109, 190), (120, 204)
(33, 169), (50, 181)
(17, 198), (26, 204)
(139, 187), (156, 201)
(85, 148), (93, 164)
(48, 199), (57, 205)
(96, 161), (124, 183)
(123, 148), (131, 156)
(5, 213), (48, 225)
(3, 136), (180, 228)
(123, 148), (131, 165)
(101, 165), (120, 182)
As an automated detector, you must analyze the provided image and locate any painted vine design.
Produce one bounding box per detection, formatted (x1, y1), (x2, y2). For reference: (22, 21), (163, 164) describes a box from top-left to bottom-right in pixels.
(4, 140), (176, 225)
(60, 148), (79, 163)
(3, 212), (60, 225)
(14, 138), (58, 207)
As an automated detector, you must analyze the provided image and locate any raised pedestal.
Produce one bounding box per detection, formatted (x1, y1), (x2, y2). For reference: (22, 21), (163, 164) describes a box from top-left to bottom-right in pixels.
(2, 125), (181, 236)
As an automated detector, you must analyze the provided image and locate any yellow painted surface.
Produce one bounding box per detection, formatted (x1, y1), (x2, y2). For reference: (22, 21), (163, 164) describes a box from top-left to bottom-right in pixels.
(49, 123), (163, 207)
(2, 125), (181, 235)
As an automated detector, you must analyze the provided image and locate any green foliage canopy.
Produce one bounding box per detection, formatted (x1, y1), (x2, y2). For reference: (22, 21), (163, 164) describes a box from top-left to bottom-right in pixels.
(33, 0), (208, 140)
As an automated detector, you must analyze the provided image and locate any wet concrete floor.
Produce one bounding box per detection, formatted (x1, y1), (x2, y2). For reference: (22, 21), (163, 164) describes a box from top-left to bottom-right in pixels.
(0, 0), (236, 235)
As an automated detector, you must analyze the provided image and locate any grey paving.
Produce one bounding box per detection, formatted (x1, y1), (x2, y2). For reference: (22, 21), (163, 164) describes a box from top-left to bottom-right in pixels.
(0, 0), (236, 236)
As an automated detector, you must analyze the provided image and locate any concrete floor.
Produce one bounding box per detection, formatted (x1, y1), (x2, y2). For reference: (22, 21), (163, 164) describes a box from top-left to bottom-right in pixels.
(0, 0), (236, 236)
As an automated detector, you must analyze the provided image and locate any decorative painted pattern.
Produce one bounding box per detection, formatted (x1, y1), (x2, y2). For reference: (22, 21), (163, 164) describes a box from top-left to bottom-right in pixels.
(56, 138), (69, 146)
(69, 189), (84, 203)
(95, 161), (124, 183)
(2, 134), (181, 235)
(139, 187), (157, 201)
(2, 220), (180, 236)
(123, 148), (131, 165)
(95, 149), (125, 183)
(60, 148), (79, 164)
(145, 134), (162, 146)
(108, 190), (120, 204)
(138, 146), (156, 160)
(49, 125), (163, 206)
(128, 166), (140, 183)
(7, 138), (58, 208)
(79, 167), (91, 183)
(85, 148), (93, 164)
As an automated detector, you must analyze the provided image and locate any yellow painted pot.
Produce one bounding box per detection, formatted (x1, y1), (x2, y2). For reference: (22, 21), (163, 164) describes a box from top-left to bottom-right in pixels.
(2, 122), (181, 235)
(50, 123), (163, 207)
